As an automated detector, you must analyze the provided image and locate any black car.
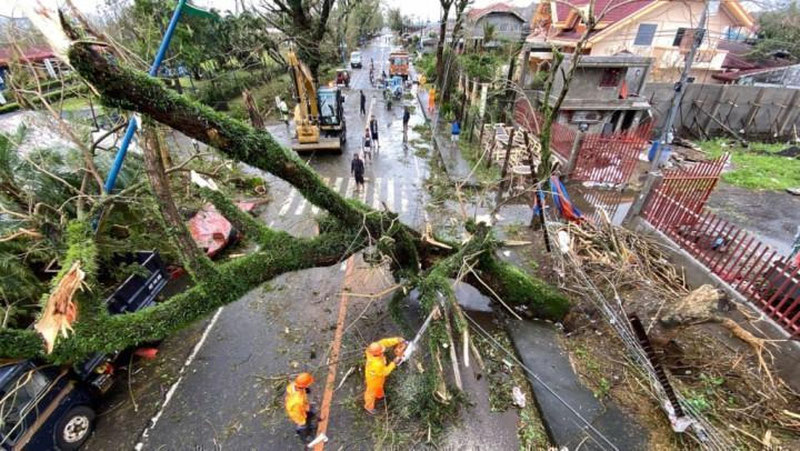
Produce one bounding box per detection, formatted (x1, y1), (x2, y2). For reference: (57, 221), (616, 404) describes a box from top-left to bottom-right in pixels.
(0, 251), (168, 450)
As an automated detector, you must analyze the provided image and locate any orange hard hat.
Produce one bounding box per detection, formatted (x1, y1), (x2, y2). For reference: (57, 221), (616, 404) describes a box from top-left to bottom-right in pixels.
(295, 372), (314, 388)
(367, 342), (384, 356)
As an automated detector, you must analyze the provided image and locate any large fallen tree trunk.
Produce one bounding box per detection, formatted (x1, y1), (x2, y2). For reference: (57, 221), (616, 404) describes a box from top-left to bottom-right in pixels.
(0, 32), (569, 362)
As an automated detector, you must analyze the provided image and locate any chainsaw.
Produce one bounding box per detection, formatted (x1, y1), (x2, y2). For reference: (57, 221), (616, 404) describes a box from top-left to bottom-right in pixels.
(399, 305), (440, 364)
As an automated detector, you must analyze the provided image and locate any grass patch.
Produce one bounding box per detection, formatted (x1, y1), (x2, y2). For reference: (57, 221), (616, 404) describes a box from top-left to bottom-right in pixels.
(701, 139), (800, 190)
(412, 123), (432, 141)
(459, 138), (500, 184)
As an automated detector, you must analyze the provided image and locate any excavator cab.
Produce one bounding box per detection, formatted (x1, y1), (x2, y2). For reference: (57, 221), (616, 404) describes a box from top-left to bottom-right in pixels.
(288, 50), (346, 154)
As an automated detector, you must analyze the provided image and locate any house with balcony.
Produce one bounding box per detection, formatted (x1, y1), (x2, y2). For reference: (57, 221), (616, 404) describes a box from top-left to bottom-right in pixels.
(525, 54), (654, 134)
(526, 0), (755, 83)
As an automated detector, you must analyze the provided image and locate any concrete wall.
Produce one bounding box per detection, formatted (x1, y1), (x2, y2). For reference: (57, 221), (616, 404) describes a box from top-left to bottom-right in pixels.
(630, 218), (800, 391)
(551, 59), (650, 101)
(643, 82), (800, 140)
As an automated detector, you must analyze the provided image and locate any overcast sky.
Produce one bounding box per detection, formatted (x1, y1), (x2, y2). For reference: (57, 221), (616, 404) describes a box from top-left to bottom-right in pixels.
(1, 0), (537, 23)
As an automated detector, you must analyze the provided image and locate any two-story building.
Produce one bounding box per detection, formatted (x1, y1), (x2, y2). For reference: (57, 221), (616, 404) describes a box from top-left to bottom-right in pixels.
(527, 54), (653, 134)
(526, 0), (755, 83)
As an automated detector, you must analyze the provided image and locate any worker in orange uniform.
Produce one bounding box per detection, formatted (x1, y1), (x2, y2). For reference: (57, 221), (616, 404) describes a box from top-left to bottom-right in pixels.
(364, 337), (407, 414)
(427, 87), (436, 113)
(285, 372), (317, 444)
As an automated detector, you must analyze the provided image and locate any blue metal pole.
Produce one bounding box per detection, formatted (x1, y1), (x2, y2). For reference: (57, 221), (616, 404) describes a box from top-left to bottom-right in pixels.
(103, 0), (187, 193)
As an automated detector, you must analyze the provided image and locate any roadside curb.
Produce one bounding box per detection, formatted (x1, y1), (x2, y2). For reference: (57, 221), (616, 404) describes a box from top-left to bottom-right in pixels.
(505, 320), (650, 450)
(415, 88), (480, 188)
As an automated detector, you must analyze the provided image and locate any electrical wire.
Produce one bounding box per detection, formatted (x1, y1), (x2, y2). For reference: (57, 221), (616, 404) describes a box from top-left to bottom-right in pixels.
(462, 312), (621, 451)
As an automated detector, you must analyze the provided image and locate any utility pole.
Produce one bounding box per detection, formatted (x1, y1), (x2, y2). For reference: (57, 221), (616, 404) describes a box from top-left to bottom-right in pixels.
(625, 0), (710, 224)
(649, 0), (709, 169)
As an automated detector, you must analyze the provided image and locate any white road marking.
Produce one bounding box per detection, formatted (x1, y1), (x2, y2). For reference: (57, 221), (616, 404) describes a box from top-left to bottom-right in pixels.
(133, 307), (224, 451)
(294, 197), (308, 215)
(340, 260), (347, 271)
(401, 185), (409, 213)
(359, 180), (367, 202)
(312, 178), (331, 214)
(345, 177), (354, 198)
(333, 177), (344, 193)
(278, 189), (296, 216)
(372, 177), (382, 209)
(386, 178), (395, 211)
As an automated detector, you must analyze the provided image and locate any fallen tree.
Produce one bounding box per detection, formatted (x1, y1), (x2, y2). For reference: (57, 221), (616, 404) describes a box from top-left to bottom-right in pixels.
(0, 19), (569, 367)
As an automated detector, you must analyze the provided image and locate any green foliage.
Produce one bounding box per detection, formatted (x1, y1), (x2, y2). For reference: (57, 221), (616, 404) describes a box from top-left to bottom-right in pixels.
(477, 254), (570, 320)
(459, 137), (500, 184)
(193, 69), (280, 107)
(753, 2), (800, 62)
(387, 8), (405, 34)
(388, 368), (464, 440)
(458, 53), (501, 82)
(701, 139), (800, 190)
(482, 23), (497, 45)
(415, 53), (437, 81)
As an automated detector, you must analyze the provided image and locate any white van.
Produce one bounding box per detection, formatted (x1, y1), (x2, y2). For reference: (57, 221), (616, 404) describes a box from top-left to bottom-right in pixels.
(350, 51), (362, 69)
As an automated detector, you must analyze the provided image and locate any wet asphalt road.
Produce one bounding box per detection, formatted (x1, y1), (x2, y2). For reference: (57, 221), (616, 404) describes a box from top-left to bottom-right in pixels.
(85, 35), (434, 451)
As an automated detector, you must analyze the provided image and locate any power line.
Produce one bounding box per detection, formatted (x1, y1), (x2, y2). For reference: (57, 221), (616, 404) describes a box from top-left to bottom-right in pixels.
(463, 313), (621, 451)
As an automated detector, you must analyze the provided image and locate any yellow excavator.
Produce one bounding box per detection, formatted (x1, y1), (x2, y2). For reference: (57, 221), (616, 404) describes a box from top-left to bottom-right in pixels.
(288, 51), (347, 154)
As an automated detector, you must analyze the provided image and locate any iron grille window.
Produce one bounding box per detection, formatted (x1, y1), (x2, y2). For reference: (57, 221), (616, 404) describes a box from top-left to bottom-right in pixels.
(599, 68), (622, 88)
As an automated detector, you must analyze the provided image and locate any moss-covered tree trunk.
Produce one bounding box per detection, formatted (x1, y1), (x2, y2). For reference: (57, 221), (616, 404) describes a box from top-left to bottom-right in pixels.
(0, 37), (568, 362)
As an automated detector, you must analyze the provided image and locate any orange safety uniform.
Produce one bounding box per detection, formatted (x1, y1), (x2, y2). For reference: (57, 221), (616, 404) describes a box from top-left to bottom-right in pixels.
(364, 337), (404, 411)
(285, 382), (311, 426)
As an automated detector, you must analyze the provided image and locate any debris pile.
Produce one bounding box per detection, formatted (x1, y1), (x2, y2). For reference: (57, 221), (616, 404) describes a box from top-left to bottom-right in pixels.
(553, 217), (800, 448)
(480, 123), (541, 171)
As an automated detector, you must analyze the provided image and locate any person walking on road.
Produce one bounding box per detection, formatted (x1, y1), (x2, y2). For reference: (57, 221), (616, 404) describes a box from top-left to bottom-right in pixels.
(360, 90), (366, 116)
(402, 106), (411, 143)
(285, 373), (317, 444)
(369, 114), (380, 150)
(361, 130), (373, 163)
(352, 150), (366, 192)
(364, 337), (407, 414)
(451, 118), (461, 142)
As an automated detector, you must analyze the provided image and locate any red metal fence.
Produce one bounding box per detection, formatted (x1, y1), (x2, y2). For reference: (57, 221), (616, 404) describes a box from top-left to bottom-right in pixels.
(515, 99), (652, 184)
(514, 99), (575, 159)
(642, 156), (800, 335)
(571, 123), (653, 185)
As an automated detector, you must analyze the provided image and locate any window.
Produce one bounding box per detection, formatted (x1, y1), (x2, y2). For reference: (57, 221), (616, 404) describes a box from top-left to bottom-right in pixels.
(599, 68), (623, 88)
(673, 27), (706, 48)
(633, 24), (657, 46)
(672, 28), (687, 46)
(0, 370), (50, 445)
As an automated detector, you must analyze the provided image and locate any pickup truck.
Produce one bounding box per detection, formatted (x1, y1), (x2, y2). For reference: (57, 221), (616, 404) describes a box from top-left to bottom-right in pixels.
(0, 251), (168, 450)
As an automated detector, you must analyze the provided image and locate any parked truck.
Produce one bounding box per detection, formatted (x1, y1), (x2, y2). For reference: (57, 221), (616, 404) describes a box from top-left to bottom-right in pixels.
(0, 251), (168, 450)
(388, 49), (409, 81)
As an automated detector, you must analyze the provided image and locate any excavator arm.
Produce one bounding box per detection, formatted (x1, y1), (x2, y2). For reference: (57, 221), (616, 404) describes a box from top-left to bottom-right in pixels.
(287, 51), (320, 144)
(288, 51), (319, 121)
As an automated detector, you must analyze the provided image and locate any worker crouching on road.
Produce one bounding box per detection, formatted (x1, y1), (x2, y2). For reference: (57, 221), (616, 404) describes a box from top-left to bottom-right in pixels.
(285, 372), (317, 444)
(364, 337), (407, 414)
